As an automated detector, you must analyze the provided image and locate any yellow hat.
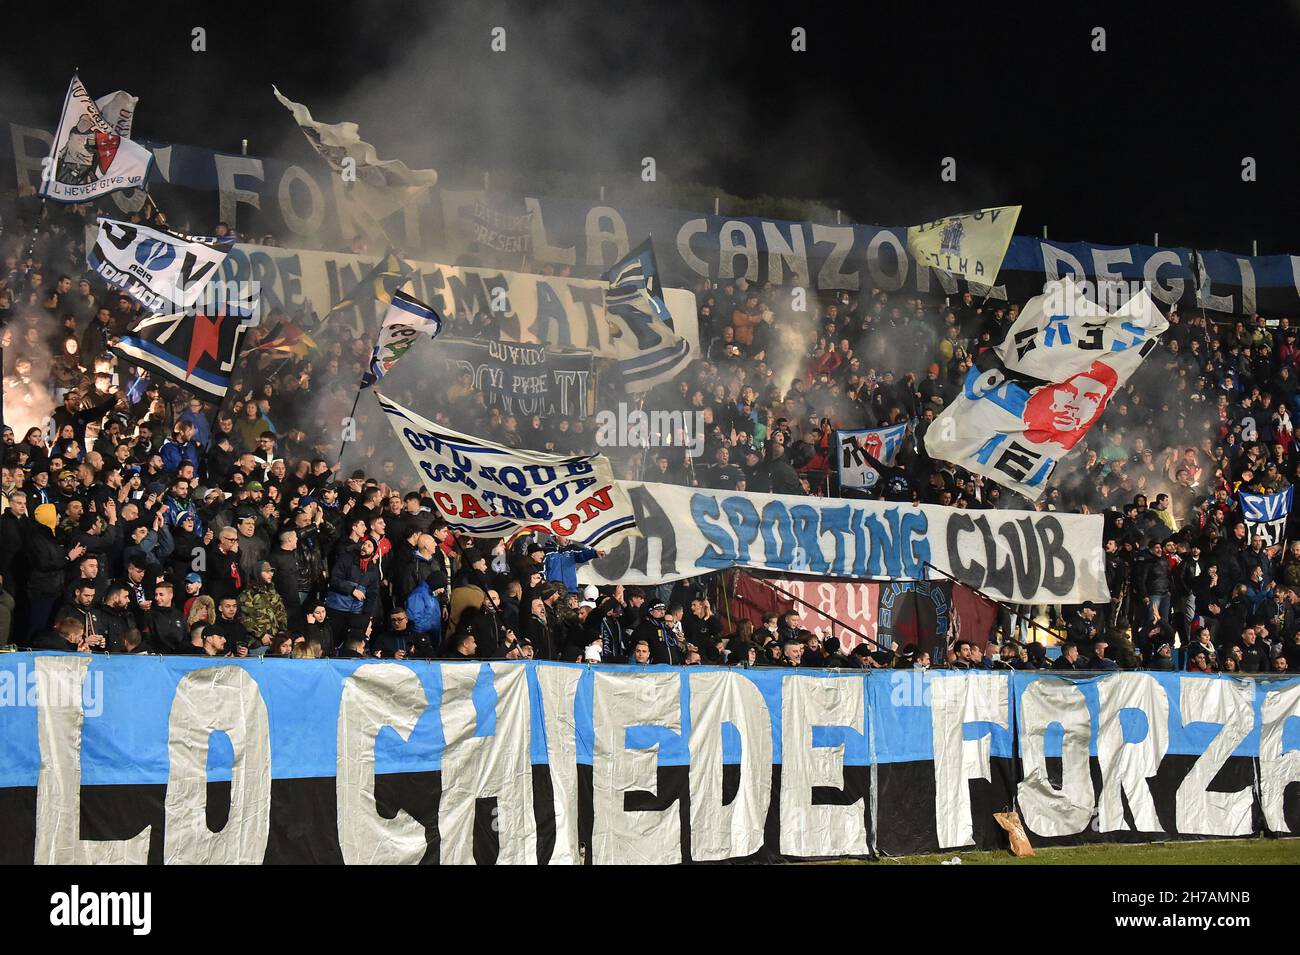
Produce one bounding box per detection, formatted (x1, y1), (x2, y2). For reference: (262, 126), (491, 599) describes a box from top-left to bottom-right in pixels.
(34, 503), (57, 529)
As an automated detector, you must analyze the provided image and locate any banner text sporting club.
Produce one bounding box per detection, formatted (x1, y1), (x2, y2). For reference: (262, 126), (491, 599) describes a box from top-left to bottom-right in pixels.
(9, 124), (1293, 316)
(1, 654), (1295, 864)
(578, 482), (1107, 604)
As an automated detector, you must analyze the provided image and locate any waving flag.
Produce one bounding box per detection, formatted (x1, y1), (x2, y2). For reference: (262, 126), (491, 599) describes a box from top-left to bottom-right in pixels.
(603, 237), (692, 391)
(1239, 486), (1293, 547)
(42, 74), (152, 204)
(318, 249), (415, 340)
(251, 320), (317, 358)
(377, 392), (637, 546)
(837, 423), (909, 490)
(362, 287), (444, 387)
(87, 218), (234, 314)
(907, 205), (1020, 285)
(111, 311), (252, 400)
(925, 279), (1167, 500)
(272, 86), (437, 190)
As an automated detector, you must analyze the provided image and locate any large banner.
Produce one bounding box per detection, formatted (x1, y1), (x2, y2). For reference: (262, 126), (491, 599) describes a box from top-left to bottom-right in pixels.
(377, 392), (635, 545)
(519, 194), (1300, 317)
(0, 654), (1294, 864)
(1240, 487), (1293, 547)
(8, 123), (1298, 314)
(836, 424), (908, 491)
(577, 481), (1108, 604)
(206, 243), (699, 368)
(435, 338), (593, 419)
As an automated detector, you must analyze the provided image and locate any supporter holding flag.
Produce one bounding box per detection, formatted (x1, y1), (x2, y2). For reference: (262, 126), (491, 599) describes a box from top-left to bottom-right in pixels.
(41, 74), (152, 204)
(360, 286), (444, 387)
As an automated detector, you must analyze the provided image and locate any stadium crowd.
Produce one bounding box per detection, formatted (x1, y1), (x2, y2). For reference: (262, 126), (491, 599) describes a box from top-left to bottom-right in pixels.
(2, 191), (1299, 677)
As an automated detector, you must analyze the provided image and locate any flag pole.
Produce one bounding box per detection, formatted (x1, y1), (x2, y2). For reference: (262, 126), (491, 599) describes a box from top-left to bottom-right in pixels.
(335, 386), (365, 470)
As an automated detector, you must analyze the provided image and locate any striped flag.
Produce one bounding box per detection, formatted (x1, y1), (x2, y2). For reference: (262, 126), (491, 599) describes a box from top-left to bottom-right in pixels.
(111, 311), (251, 400)
(603, 237), (692, 391)
(361, 287), (444, 387)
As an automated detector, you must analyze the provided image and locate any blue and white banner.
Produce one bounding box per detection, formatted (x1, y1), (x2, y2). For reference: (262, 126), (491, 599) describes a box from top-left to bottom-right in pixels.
(88, 218), (235, 314)
(577, 481), (1107, 604)
(377, 392), (636, 545)
(1240, 486), (1294, 547)
(361, 287), (444, 387)
(836, 423), (909, 490)
(8, 123), (1299, 316)
(0, 654), (1294, 864)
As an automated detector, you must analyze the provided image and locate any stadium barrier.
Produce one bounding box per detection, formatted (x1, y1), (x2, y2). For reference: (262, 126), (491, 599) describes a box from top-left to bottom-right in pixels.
(0, 653), (1296, 864)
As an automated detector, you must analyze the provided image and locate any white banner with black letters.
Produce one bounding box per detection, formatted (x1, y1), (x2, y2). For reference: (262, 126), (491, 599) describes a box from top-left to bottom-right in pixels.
(578, 480), (1107, 604)
(87, 218), (235, 313)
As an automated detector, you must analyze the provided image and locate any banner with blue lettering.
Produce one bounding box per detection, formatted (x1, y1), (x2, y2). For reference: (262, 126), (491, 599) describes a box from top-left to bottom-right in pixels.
(577, 481), (1108, 605)
(0, 654), (1295, 864)
(1240, 486), (1294, 547)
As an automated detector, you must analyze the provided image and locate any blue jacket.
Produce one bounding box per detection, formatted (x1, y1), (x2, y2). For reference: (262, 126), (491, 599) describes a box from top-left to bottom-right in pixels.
(326, 547), (381, 615)
(543, 546), (599, 594)
(160, 438), (200, 475)
(405, 580), (442, 635)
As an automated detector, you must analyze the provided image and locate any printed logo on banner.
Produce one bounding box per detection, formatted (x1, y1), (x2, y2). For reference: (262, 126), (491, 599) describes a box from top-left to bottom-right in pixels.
(837, 424), (908, 490)
(939, 220), (963, 256)
(135, 237), (177, 271)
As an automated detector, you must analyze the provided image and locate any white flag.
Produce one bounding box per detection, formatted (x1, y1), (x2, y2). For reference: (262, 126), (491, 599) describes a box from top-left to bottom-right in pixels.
(272, 85), (437, 189)
(924, 279), (1168, 500)
(377, 393), (637, 547)
(42, 74), (152, 204)
(362, 286), (444, 387)
(907, 205), (1020, 285)
(87, 219), (235, 314)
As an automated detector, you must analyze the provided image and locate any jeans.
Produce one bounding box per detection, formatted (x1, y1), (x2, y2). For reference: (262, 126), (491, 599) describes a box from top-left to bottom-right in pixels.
(1146, 593), (1171, 630)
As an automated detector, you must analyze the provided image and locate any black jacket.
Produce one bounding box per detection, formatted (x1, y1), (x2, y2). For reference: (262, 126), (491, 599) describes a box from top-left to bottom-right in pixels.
(634, 616), (680, 665)
(148, 606), (188, 654)
(25, 525), (67, 599)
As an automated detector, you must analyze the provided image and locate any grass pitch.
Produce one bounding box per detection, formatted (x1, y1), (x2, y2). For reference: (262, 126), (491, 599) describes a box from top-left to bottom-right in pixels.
(879, 838), (1297, 865)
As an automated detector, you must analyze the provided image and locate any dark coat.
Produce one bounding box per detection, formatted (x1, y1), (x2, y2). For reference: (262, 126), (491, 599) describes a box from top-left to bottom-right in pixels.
(25, 525), (67, 600)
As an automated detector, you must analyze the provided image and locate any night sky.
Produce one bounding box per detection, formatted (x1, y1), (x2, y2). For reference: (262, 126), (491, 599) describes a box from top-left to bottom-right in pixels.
(5, 0), (1296, 254)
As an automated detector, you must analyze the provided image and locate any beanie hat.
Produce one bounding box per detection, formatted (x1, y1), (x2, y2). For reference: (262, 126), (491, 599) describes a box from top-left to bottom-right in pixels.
(34, 503), (57, 529)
